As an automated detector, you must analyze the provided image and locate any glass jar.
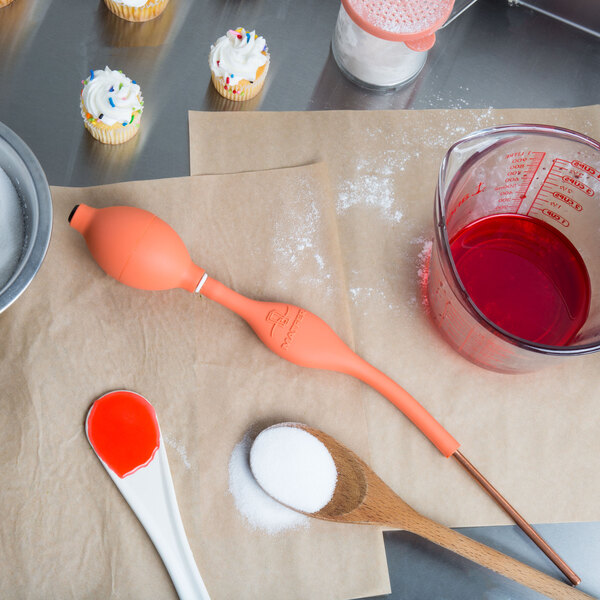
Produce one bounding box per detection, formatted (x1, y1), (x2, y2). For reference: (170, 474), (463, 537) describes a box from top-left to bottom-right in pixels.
(331, 0), (454, 90)
(332, 4), (427, 89)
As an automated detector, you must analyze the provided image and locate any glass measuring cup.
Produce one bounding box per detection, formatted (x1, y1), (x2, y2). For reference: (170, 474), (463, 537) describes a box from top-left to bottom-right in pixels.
(427, 124), (600, 373)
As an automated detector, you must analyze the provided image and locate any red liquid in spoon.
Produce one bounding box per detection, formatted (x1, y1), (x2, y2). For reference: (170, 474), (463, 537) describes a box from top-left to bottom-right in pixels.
(450, 214), (590, 345)
(87, 390), (160, 478)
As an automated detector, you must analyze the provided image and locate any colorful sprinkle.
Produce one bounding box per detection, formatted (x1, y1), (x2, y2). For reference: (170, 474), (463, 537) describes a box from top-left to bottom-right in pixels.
(217, 60), (220, 66)
(226, 77), (229, 84)
(98, 113), (104, 120)
(90, 70), (95, 80)
(109, 98), (115, 107)
(129, 114), (134, 124)
(109, 86), (114, 92)
(119, 83), (123, 90)
(122, 122), (127, 127)
(132, 80), (136, 84)
(246, 32), (250, 42)
(224, 85), (228, 90)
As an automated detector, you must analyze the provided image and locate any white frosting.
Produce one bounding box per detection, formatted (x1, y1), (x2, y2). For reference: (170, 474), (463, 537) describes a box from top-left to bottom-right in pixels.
(208, 28), (268, 85)
(111, 0), (150, 7)
(81, 66), (143, 127)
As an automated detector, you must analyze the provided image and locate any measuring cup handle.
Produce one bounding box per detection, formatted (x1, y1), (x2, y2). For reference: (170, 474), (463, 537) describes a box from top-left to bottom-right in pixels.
(346, 357), (460, 457)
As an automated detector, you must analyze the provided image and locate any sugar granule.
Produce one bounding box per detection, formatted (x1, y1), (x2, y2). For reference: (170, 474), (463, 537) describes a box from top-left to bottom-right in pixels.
(250, 426), (337, 514)
(228, 431), (309, 534)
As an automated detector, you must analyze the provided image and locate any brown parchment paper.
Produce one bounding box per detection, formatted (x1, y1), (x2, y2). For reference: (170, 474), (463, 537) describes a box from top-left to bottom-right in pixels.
(0, 164), (390, 600)
(189, 106), (600, 528)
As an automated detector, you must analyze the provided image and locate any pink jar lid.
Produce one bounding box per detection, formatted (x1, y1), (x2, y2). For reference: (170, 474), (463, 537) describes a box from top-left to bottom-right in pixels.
(341, 0), (455, 51)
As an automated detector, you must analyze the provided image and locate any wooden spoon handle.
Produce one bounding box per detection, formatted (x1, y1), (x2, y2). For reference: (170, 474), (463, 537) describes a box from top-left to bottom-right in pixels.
(402, 515), (593, 599)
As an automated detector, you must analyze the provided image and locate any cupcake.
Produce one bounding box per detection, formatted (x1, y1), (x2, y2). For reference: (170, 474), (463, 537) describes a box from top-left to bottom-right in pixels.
(103, 0), (169, 22)
(80, 67), (143, 145)
(209, 28), (269, 102)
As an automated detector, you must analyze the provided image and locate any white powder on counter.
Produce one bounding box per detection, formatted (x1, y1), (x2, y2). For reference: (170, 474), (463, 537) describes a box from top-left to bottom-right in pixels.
(163, 434), (192, 470)
(250, 426), (337, 514)
(337, 155), (404, 223)
(228, 431), (309, 534)
(0, 167), (24, 290)
(271, 175), (335, 296)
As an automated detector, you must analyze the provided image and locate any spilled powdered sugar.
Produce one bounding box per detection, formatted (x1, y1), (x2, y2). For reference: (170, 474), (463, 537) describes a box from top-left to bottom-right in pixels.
(271, 175), (334, 294)
(228, 430), (309, 534)
(337, 154), (405, 223)
(349, 280), (400, 316)
(273, 198), (319, 269)
(270, 112), (500, 306)
(163, 434), (192, 470)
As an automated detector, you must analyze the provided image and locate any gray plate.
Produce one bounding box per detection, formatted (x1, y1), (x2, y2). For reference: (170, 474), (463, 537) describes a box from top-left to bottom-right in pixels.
(0, 121), (52, 313)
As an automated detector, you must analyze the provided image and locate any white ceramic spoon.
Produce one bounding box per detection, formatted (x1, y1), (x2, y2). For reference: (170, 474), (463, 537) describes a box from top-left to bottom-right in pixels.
(86, 390), (210, 600)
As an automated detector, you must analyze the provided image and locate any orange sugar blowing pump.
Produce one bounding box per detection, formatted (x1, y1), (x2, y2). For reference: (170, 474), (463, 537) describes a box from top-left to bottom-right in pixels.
(67, 203), (582, 587)
(68, 203), (457, 457)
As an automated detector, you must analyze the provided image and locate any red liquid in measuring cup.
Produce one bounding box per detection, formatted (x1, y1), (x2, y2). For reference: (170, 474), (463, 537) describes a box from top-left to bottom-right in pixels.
(450, 214), (590, 345)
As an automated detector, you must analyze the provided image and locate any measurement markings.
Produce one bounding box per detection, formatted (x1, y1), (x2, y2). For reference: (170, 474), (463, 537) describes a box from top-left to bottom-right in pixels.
(572, 159), (600, 182)
(515, 152), (545, 212)
(529, 159), (568, 219)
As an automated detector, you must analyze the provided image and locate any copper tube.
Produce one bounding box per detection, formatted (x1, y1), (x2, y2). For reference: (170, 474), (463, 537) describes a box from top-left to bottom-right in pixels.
(453, 450), (581, 586)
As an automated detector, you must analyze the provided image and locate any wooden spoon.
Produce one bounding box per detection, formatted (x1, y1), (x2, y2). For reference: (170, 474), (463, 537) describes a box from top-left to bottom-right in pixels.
(253, 424), (593, 600)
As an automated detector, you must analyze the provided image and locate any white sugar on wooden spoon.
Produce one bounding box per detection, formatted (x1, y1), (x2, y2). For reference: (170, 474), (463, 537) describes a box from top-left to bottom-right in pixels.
(249, 425), (338, 514)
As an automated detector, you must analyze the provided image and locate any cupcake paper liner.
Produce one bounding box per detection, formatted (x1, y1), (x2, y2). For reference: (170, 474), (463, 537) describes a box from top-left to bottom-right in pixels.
(103, 0), (169, 22)
(211, 61), (269, 103)
(80, 98), (142, 145)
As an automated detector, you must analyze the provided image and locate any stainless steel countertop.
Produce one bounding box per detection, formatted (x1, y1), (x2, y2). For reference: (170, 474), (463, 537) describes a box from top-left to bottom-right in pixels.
(1, 0), (599, 598)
